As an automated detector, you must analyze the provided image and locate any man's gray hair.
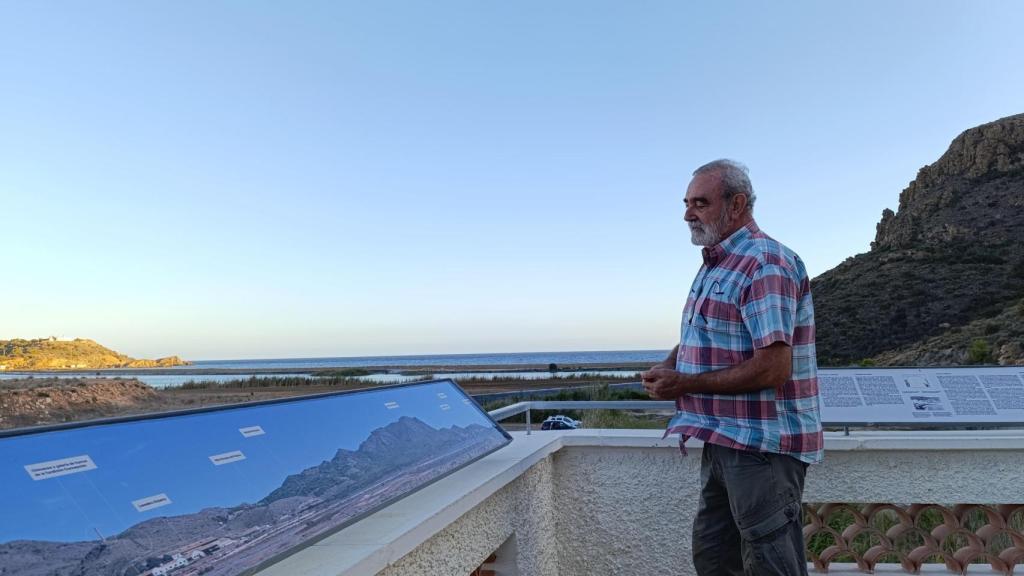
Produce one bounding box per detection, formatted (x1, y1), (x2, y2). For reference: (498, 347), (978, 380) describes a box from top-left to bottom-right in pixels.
(693, 159), (756, 213)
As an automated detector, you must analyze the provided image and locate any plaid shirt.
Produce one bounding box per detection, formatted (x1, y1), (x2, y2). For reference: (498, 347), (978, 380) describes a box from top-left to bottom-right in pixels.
(666, 220), (823, 464)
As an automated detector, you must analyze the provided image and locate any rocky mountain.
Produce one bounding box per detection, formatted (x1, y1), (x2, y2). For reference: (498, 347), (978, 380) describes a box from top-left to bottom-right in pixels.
(871, 299), (1024, 366)
(0, 338), (189, 370)
(813, 113), (1024, 365)
(262, 416), (492, 503)
(0, 506), (239, 576)
(0, 500), (312, 576)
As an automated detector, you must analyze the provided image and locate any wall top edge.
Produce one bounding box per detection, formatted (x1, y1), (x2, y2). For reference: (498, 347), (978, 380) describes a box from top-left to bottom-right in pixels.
(551, 428), (1024, 451)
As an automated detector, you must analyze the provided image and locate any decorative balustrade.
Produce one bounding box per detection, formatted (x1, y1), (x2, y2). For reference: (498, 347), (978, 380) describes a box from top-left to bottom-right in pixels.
(804, 503), (1024, 575)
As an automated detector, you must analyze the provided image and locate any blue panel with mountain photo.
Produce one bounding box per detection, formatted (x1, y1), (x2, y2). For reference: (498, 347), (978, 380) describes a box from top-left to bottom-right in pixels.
(0, 380), (511, 576)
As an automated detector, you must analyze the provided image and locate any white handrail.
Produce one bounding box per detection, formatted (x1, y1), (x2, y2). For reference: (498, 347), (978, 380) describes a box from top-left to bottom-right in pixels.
(487, 399), (1024, 434)
(488, 400), (675, 420)
(488, 400), (677, 434)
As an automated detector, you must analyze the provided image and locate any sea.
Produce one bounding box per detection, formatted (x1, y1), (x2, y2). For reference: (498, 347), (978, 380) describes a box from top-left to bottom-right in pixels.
(183, 350), (666, 370)
(0, 350), (665, 389)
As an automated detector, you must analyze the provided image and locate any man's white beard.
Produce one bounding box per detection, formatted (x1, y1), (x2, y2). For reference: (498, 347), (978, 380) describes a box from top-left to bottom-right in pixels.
(689, 208), (730, 246)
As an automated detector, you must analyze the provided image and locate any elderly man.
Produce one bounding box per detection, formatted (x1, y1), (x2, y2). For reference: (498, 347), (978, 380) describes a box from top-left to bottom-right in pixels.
(642, 159), (822, 575)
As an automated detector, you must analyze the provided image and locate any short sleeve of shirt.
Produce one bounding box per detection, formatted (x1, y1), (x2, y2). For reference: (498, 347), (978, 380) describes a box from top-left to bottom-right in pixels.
(739, 259), (800, 349)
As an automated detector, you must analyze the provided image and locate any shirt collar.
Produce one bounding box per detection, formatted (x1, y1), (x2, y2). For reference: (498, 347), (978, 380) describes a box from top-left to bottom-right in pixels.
(701, 220), (759, 267)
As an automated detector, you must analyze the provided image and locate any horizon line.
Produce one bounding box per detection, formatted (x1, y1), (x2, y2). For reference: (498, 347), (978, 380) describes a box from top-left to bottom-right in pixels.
(184, 348), (670, 363)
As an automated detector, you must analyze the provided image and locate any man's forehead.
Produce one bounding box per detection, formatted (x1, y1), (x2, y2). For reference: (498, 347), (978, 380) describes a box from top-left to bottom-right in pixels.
(686, 171), (723, 199)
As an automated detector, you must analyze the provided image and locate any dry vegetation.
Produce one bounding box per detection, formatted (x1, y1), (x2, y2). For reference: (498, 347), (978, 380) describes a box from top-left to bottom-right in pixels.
(0, 372), (643, 430)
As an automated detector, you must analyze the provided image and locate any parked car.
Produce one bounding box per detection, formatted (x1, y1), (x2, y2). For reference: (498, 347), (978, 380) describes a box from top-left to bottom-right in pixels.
(540, 415), (582, 430)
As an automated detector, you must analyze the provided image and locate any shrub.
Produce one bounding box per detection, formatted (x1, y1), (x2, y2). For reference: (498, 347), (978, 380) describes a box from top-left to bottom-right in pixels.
(313, 368), (372, 377)
(968, 339), (993, 364)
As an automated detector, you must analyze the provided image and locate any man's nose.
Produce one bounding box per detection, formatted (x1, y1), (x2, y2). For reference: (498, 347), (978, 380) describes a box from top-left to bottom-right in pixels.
(684, 205), (696, 221)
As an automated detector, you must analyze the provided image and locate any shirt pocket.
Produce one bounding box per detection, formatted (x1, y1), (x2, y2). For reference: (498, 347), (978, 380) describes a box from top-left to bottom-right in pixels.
(694, 279), (746, 335)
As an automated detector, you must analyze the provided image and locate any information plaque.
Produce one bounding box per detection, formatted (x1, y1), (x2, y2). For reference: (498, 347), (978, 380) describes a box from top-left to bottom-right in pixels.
(0, 380), (511, 576)
(819, 367), (1024, 425)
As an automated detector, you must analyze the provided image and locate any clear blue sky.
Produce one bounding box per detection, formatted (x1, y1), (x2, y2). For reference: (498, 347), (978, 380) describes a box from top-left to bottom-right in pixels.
(0, 381), (499, 542)
(2, 1), (1022, 360)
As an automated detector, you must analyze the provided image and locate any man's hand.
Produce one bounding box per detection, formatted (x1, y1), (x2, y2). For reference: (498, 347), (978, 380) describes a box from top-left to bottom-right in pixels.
(651, 344), (680, 372)
(645, 342), (793, 398)
(641, 368), (690, 400)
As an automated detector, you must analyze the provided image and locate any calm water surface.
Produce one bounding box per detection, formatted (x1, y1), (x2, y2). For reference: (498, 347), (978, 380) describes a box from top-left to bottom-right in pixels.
(0, 370), (641, 388)
(183, 350), (665, 370)
(0, 350), (657, 388)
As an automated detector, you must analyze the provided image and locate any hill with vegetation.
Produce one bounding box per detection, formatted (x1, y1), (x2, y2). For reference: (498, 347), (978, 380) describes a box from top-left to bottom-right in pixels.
(812, 113), (1024, 366)
(0, 338), (189, 370)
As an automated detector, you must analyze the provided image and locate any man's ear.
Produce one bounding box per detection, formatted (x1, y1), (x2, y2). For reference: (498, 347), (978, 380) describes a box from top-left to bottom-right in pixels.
(731, 193), (748, 217)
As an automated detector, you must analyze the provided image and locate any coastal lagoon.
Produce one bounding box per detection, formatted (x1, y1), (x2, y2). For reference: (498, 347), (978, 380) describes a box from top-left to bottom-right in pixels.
(0, 373), (312, 388)
(0, 350), (656, 388)
(176, 350), (664, 370)
(0, 370), (642, 388)
(352, 369), (642, 384)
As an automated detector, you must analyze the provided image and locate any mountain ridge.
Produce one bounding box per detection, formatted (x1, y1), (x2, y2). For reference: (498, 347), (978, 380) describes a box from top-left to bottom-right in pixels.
(812, 113), (1024, 365)
(262, 416), (491, 503)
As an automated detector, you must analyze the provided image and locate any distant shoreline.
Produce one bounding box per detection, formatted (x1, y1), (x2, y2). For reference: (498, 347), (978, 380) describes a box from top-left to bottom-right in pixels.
(0, 361), (656, 376)
(0, 347), (667, 374)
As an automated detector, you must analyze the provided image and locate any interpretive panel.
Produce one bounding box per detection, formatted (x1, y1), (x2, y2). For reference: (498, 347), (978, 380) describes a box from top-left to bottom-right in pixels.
(819, 367), (1024, 425)
(0, 380), (511, 576)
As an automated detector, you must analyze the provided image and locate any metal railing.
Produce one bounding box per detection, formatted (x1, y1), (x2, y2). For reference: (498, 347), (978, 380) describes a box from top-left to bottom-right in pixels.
(488, 400), (676, 434)
(486, 399), (1024, 435)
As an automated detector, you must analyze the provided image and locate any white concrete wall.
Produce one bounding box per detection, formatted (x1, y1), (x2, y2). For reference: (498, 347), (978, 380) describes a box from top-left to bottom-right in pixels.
(259, 430), (1024, 576)
(551, 445), (699, 576)
(550, 434), (1024, 576)
(376, 462), (558, 576)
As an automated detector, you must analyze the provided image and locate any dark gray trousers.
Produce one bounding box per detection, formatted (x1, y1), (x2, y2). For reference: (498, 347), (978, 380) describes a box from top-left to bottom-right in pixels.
(692, 443), (809, 576)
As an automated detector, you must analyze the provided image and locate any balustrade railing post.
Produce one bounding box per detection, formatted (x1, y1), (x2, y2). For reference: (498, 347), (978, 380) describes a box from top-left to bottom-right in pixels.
(526, 408), (531, 435)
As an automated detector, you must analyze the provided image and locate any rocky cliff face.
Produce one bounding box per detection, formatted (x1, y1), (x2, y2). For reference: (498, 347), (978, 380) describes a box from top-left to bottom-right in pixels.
(872, 114), (1024, 251)
(813, 113), (1024, 365)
